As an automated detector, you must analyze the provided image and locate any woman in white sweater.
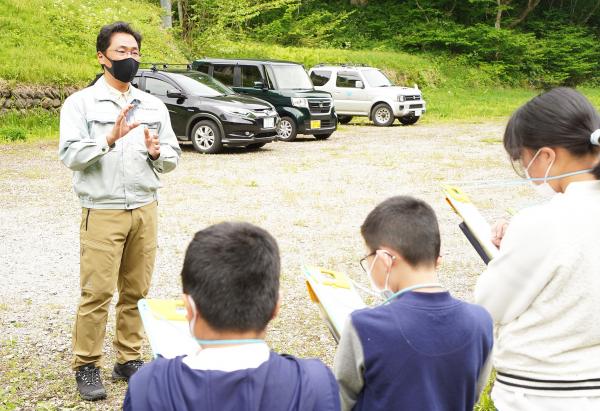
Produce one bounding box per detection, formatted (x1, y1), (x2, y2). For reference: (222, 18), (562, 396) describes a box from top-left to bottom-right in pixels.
(475, 88), (600, 411)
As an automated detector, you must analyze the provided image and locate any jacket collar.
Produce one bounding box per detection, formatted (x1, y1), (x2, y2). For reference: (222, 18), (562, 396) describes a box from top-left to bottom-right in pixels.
(93, 75), (145, 105)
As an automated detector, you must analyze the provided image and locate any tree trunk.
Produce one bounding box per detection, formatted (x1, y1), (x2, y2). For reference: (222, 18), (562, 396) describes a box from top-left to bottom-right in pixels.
(495, 0), (504, 29)
(350, 0), (369, 5)
(160, 0), (173, 28)
(583, 0), (600, 24)
(508, 0), (541, 28)
(177, 0), (184, 27)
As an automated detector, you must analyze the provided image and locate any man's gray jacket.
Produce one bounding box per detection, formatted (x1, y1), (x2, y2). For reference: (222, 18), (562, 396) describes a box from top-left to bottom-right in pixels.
(59, 75), (181, 209)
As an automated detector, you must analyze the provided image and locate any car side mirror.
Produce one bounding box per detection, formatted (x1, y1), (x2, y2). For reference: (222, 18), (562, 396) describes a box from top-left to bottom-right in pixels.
(166, 89), (186, 99)
(254, 81), (267, 90)
(355, 81), (364, 89)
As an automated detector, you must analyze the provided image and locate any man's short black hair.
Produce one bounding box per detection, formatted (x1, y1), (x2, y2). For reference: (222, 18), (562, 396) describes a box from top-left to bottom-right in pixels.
(96, 21), (142, 53)
(181, 222), (280, 332)
(361, 196), (441, 267)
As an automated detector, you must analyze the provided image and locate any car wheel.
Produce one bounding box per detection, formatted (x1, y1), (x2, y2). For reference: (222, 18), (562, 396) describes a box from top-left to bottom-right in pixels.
(247, 143), (267, 149)
(372, 103), (395, 127)
(338, 115), (353, 125)
(190, 120), (223, 154)
(314, 133), (333, 140)
(399, 115), (420, 125)
(277, 117), (298, 142)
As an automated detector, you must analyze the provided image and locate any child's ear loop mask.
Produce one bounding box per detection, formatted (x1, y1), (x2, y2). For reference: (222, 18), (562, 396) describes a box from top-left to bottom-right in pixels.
(186, 295), (199, 339)
(367, 250), (396, 296)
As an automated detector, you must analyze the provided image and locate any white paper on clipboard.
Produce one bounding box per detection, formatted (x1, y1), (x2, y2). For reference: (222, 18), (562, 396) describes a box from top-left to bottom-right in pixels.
(138, 299), (199, 359)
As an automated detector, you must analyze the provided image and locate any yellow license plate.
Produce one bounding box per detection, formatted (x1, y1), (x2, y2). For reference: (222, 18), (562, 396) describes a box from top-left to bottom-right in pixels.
(310, 120), (321, 129)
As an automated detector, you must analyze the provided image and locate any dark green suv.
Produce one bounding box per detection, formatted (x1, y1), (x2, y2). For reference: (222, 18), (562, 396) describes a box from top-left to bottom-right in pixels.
(192, 58), (337, 141)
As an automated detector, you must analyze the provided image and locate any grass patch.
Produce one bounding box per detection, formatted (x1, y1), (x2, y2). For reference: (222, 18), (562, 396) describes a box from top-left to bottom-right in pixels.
(0, 109), (58, 142)
(0, 0), (187, 86)
(195, 39), (497, 89)
(194, 39), (600, 123)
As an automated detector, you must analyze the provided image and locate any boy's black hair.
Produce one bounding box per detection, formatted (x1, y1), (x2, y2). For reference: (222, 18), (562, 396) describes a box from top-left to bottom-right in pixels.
(504, 87), (600, 179)
(181, 222), (280, 332)
(96, 21), (142, 53)
(361, 196), (441, 267)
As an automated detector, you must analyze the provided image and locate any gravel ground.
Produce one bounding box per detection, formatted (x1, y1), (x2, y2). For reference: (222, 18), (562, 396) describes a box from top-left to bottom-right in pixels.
(0, 121), (531, 409)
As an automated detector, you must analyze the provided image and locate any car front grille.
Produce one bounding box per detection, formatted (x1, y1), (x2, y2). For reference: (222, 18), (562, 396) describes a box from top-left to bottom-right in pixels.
(308, 99), (332, 114)
(305, 119), (334, 129)
(404, 95), (421, 101)
(409, 104), (423, 109)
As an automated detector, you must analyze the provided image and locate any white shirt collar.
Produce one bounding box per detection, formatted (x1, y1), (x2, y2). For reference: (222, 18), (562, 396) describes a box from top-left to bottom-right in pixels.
(182, 342), (270, 372)
(102, 75), (131, 101)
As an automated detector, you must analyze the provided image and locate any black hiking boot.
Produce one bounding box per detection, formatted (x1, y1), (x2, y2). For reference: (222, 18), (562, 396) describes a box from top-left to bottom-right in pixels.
(112, 359), (144, 382)
(75, 364), (107, 401)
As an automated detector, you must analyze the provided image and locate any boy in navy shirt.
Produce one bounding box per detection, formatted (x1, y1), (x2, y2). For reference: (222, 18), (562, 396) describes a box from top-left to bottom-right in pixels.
(334, 196), (493, 411)
(124, 222), (340, 411)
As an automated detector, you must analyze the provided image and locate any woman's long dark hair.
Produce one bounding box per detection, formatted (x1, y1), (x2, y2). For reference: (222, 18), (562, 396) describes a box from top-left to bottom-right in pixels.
(504, 87), (600, 179)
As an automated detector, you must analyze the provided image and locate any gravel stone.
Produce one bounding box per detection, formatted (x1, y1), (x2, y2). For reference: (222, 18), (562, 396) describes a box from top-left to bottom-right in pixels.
(0, 122), (530, 408)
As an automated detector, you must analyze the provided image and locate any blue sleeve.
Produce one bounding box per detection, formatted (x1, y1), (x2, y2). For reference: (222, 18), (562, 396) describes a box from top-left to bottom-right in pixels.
(123, 386), (133, 411)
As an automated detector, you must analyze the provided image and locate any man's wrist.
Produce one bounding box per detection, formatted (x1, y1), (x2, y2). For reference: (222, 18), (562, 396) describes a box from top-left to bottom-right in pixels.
(105, 134), (116, 148)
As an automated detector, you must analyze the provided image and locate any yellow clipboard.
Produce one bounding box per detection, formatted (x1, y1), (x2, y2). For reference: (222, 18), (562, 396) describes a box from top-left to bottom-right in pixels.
(304, 267), (366, 343)
(443, 185), (499, 263)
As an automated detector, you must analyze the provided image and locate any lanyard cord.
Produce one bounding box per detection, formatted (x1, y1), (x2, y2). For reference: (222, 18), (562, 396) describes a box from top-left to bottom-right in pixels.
(443, 168), (594, 189)
(382, 283), (446, 305)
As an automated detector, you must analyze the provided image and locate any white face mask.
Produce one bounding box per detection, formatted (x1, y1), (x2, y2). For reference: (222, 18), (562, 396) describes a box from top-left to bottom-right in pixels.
(525, 149), (557, 198)
(186, 295), (199, 339)
(366, 253), (393, 299)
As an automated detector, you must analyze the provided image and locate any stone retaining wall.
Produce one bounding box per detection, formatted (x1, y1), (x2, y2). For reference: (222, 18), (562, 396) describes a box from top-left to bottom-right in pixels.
(0, 81), (80, 113)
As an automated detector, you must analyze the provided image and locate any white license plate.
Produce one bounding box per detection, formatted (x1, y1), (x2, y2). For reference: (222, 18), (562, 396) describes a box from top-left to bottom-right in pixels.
(413, 110), (422, 116)
(263, 117), (275, 128)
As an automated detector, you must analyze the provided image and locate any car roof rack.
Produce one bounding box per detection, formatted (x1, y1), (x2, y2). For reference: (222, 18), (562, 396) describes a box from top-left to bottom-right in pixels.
(140, 63), (193, 72)
(314, 62), (370, 68)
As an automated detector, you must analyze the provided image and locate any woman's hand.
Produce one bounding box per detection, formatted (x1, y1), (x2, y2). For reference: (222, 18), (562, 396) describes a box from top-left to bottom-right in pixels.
(491, 219), (509, 248)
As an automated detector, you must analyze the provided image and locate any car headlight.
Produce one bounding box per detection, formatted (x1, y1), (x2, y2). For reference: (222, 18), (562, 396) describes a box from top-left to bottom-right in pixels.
(222, 108), (256, 119)
(291, 97), (309, 108)
(397, 95), (405, 102)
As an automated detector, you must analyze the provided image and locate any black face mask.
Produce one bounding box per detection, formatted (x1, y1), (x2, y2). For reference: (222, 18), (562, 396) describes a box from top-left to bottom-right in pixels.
(103, 56), (139, 83)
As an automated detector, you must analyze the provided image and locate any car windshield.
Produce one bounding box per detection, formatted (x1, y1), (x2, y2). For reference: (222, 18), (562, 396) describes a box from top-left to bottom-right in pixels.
(171, 72), (235, 96)
(270, 65), (314, 89)
(362, 69), (394, 87)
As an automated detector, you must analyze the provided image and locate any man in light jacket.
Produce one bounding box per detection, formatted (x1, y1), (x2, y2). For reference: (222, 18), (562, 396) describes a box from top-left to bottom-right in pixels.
(59, 21), (181, 401)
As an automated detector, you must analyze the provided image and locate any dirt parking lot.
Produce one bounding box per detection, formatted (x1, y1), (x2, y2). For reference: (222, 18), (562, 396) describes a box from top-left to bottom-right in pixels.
(0, 121), (529, 409)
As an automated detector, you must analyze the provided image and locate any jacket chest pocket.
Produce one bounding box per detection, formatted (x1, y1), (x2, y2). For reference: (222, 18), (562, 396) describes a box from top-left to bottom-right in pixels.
(86, 112), (117, 148)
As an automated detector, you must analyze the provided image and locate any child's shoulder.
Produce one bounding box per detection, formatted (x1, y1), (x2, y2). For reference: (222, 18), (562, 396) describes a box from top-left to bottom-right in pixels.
(130, 356), (180, 385)
(275, 352), (334, 376)
(350, 294), (492, 329)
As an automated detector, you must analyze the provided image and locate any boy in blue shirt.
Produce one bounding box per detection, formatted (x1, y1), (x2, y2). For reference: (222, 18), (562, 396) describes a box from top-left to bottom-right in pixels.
(124, 222), (340, 411)
(334, 196), (493, 411)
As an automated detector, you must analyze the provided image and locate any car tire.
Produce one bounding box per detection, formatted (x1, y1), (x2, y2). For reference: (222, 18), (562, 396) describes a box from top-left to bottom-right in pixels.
(372, 103), (395, 127)
(314, 133), (333, 140)
(277, 117), (298, 142)
(247, 143), (267, 149)
(338, 115), (353, 125)
(190, 120), (223, 154)
(399, 115), (420, 125)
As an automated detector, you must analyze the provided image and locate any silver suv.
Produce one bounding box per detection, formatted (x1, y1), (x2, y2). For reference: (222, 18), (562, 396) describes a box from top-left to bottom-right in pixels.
(308, 64), (426, 126)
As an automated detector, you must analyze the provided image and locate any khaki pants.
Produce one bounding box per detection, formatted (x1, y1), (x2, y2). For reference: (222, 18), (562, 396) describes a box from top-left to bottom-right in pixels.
(72, 201), (157, 369)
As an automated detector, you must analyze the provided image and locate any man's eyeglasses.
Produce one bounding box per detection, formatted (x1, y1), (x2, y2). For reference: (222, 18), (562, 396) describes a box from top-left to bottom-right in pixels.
(108, 49), (142, 59)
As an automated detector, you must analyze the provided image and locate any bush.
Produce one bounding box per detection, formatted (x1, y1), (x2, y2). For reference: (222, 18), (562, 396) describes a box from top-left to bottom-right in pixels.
(0, 127), (27, 142)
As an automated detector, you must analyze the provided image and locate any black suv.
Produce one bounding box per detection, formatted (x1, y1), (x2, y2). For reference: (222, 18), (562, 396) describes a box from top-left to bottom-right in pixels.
(191, 58), (337, 142)
(131, 68), (279, 154)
